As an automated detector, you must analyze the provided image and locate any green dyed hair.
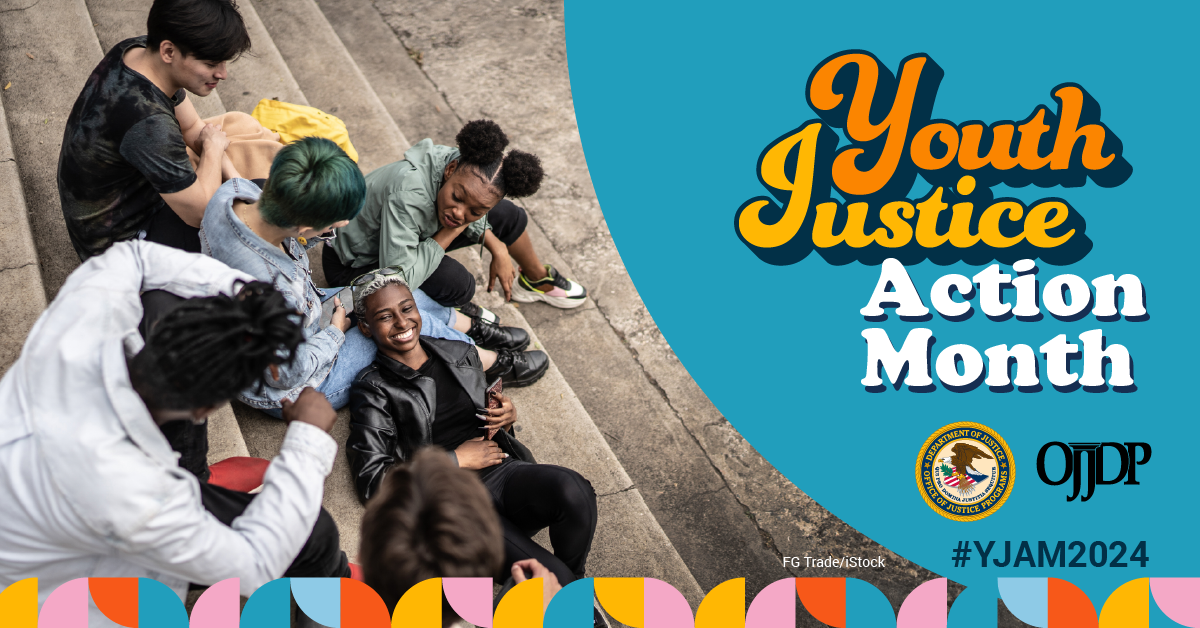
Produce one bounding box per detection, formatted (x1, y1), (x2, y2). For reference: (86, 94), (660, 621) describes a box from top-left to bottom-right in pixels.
(258, 137), (365, 229)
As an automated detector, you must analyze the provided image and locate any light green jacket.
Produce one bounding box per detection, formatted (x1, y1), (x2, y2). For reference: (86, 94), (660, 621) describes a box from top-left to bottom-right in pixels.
(331, 139), (488, 287)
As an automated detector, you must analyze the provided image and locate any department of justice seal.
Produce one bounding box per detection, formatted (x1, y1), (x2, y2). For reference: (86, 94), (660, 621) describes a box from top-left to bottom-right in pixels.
(916, 422), (1014, 522)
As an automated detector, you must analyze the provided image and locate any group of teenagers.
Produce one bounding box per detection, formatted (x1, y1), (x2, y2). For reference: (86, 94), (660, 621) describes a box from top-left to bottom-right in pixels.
(0, 0), (607, 625)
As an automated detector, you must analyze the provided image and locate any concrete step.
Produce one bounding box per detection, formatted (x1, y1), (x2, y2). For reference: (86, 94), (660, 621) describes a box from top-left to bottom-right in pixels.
(2, 0), (705, 605)
(332, 0), (951, 609)
(0, 0), (256, 470)
(246, 0), (410, 172)
(267, 0), (703, 597)
(0, 0), (103, 300)
(452, 248), (703, 600)
(316, 0), (461, 147)
(0, 82), (48, 376)
(206, 402), (251, 462)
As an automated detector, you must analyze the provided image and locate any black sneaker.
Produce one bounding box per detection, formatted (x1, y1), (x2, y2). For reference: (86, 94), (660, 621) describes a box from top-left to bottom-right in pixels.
(485, 349), (549, 388)
(467, 317), (530, 352)
(457, 302), (499, 325)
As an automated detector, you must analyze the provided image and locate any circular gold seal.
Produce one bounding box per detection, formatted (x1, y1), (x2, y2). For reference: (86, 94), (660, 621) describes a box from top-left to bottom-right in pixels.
(915, 422), (1014, 522)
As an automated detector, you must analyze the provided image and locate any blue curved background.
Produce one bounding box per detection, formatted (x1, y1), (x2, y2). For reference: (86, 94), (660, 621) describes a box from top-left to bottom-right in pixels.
(565, 0), (1197, 603)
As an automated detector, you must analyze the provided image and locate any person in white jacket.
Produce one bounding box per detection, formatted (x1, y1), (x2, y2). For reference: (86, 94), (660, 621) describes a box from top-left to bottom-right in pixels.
(0, 241), (348, 624)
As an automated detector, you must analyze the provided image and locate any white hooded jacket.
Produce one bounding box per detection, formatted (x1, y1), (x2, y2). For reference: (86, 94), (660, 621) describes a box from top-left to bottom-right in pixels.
(0, 241), (337, 625)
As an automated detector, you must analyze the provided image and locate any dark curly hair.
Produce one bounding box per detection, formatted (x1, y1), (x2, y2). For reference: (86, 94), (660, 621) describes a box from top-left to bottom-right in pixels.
(132, 281), (304, 410)
(455, 119), (544, 198)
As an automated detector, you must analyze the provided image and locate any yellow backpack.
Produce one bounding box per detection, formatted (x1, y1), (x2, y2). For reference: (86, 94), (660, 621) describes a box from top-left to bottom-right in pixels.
(250, 99), (360, 163)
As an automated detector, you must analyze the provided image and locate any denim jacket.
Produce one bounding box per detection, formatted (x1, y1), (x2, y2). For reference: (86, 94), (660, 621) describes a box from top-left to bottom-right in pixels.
(200, 178), (345, 409)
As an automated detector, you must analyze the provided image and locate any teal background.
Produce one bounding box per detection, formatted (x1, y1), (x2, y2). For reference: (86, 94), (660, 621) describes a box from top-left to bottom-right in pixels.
(565, 0), (1197, 605)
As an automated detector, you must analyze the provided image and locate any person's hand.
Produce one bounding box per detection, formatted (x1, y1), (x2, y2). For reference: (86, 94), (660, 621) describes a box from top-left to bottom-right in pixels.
(280, 387), (337, 433)
(511, 559), (562, 611)
(454, 436), (507, 470)
(198, 123), (230, 153)
(488, 247), (518, 302)
(330, 296), (352, 332)
(480, 392), (516, 438)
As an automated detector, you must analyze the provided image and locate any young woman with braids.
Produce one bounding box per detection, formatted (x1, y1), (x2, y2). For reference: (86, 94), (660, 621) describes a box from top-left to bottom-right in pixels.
(0, 242), (350, 623)
(326, 119), (588, 314)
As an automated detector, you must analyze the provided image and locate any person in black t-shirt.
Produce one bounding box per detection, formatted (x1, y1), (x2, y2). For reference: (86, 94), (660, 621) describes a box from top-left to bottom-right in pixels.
(58, 0), (251, 259)
(346, 275), (599, 592)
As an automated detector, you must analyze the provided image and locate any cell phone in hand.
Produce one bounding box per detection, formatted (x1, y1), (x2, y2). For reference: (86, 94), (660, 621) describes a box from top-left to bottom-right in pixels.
(485, 377), (503, 440)
(319, 287), (354, 328)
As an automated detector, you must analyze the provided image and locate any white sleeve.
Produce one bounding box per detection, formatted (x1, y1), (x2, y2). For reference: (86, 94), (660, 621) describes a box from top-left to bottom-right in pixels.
(114, 422), (337, 595)
(58, 239), (253, 300)
(19, 241), (257, 372)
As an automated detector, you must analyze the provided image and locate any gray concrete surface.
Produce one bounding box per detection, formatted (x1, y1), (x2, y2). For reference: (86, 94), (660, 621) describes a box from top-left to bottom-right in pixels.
(0, 0), (103, 299)
(206, 403), (250, 463)
(216, 0), (309, 116)
(318, 0), (461, 147)
(449, 249), (702, 598)
(360, 0), (956, 613)
(0, 0), (1015, 620)
(0, 88), (48, 375)
(248, 0), (409, 173)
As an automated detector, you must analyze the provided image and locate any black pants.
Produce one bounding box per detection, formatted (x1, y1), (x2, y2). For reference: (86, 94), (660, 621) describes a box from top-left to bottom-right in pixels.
(140, 289), (211, 480)
(144, 204), (202, 254)
(160, 420), (210, 481)
(322, 199), (530, 307)
(198, 482), (351, 581)
(483, 460), (597, 583)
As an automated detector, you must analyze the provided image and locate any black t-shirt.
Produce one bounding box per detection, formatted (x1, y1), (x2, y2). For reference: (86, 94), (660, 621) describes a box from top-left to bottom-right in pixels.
(423, 353), (482, 452)
(58, 36), (197, 260)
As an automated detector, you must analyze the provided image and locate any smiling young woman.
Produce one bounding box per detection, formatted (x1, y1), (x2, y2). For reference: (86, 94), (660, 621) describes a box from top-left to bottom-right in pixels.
(346, 276), (599, 620)
(324, 119), (589, 312)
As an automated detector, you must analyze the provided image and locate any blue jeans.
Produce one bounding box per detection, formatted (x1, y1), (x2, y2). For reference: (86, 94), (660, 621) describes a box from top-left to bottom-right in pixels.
(262, 287), (471, 416)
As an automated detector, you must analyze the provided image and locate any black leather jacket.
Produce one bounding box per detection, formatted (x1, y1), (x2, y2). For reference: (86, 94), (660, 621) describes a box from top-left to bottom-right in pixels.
(346, 337), (531, 503)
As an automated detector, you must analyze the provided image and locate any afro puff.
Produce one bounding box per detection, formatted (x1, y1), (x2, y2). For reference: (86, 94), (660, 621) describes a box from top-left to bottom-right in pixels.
(454, 119), (544, 198)
(456, 120), (508, 167)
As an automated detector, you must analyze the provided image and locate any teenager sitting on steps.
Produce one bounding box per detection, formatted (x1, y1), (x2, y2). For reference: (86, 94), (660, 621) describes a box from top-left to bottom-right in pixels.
(347, 276), (597, 600)
(59, 0), (252, 258)
(324, 119), (588, 310)
(0, 242), (350, 626)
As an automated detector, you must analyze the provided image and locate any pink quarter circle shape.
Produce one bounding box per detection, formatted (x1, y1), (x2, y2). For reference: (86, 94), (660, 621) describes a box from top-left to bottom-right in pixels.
(444, 577), (494, 628)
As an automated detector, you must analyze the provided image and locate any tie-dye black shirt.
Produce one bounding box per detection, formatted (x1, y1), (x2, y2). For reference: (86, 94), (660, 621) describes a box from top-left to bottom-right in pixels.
(58, 36), (196, 260)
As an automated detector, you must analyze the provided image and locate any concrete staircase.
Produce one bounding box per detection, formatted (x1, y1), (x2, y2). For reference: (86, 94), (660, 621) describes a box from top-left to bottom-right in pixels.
(0, 0), (702, 608)
(0, 1), (984, 624)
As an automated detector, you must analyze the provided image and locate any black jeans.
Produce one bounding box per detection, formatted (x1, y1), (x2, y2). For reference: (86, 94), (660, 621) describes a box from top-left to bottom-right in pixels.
(197, 482), (351, 582)
(322, 199), (530, 307)
(159, 420), (210, 481)
(144, 204), (201, 253)
(483, 460), (598, 583)
(140, 289), (211, 480)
